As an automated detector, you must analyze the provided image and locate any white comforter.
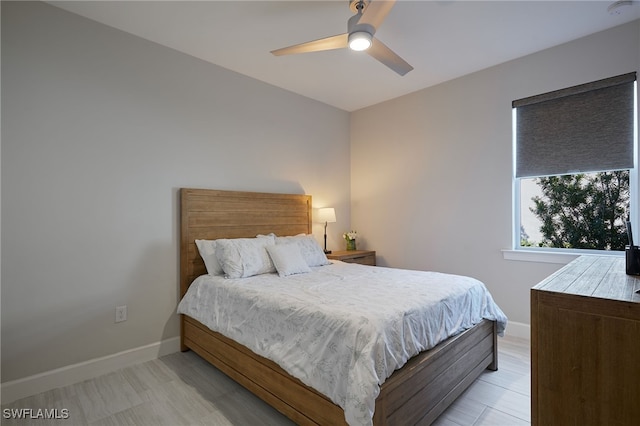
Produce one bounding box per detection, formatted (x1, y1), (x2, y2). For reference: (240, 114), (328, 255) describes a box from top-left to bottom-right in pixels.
(177, 261), (507, 426)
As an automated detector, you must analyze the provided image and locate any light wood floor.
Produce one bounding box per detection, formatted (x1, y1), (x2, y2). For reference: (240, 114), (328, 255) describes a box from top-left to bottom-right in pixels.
(2, 336), (530, 425)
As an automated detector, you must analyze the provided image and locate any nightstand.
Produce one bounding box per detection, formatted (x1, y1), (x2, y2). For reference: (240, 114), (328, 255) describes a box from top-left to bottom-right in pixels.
(326, 250), (376, 266)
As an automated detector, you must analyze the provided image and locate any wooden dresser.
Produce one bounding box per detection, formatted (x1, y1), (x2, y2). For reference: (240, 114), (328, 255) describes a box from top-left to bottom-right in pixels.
(531, 255), (640, 426)
(326, 250), (376, 266)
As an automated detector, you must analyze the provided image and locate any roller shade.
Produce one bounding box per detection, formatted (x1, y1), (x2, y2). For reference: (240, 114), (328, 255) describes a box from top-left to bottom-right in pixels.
(514, 72), (636, 178)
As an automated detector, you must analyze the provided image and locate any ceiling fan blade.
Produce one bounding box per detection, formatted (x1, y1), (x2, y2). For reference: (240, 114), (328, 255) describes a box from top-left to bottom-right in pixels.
(367, 38), (413, 76)
(271, 34), (348, 56)
(358, 0), (396, 30)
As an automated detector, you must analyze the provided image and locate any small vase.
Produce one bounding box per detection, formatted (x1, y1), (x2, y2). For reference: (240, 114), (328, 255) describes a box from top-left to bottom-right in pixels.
(346, 239), (356, 251)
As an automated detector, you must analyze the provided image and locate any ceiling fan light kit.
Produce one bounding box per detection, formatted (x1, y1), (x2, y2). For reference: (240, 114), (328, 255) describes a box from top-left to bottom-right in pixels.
(270, 0), (413, 76)
(349, 31), (372, 51)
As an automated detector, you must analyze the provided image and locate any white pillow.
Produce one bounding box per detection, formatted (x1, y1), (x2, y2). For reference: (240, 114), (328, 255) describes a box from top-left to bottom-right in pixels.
(194, 239), (224, 276)
(215, 235), (276, 278)
(275, 234), (330, 267)
(266, 244), (312, 277)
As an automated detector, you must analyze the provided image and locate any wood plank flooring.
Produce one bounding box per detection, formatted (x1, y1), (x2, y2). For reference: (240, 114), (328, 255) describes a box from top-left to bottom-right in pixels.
(2, 336), (530, 425)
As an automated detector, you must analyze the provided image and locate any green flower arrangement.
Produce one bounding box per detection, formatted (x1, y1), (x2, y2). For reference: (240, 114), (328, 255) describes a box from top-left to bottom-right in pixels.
(343, 231), (357, 250)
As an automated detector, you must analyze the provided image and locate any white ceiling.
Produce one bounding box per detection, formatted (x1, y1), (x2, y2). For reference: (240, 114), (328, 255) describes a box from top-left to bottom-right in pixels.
(48, 1), (640, 111)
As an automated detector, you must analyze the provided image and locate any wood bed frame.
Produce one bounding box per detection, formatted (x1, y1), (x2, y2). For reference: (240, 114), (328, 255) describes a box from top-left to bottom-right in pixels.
(180, 188), (498, 425)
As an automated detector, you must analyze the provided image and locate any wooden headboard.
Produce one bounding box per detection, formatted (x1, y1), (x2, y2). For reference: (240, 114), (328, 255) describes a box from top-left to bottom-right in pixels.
(180, 188), (312, 298)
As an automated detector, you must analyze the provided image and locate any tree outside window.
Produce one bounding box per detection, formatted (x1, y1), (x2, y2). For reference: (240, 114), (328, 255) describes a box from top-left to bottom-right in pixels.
(520, 170), (630, 251)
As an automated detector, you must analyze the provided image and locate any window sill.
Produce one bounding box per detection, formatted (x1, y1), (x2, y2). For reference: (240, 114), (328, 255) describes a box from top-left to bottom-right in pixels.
(502, 249), (623, 265)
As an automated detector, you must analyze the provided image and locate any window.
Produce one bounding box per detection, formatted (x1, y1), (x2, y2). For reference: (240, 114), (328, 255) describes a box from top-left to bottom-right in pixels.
(513, 73), (637, 254)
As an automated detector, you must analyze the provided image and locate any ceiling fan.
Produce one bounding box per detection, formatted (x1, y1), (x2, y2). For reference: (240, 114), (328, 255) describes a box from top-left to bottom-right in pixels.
(271, 0), (413, 76)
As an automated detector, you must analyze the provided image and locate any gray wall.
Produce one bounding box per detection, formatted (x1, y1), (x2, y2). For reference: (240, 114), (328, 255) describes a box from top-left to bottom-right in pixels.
(350, 20), (640, 327)
(1, 1), (350, 382)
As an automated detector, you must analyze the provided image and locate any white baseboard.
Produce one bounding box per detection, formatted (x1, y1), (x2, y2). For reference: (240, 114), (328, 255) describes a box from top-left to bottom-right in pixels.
(504, 320), (530, 341)
(1, 336), (181, 404)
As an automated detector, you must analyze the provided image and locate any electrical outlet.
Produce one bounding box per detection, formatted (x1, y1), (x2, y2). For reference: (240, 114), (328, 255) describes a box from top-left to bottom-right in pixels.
(115, 305), (127, 323)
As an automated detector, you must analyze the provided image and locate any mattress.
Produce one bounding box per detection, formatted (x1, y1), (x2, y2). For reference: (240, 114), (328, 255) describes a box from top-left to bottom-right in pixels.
(177, 260), (507, 426)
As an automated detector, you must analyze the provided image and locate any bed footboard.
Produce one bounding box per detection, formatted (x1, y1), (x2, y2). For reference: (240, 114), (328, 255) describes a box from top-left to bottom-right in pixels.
(373, 319), (496, 425)
(182, 315), (497, 426)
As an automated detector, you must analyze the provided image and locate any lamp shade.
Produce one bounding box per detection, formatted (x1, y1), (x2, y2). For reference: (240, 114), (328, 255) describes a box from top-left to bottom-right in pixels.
(317, 208), (336, 223)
